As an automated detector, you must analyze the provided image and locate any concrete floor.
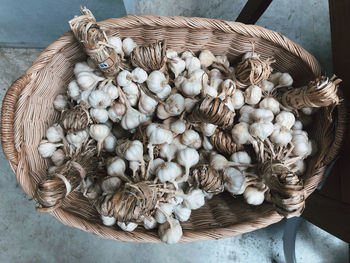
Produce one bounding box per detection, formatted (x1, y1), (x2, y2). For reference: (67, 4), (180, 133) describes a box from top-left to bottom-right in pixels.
(0, 0), (349, 262)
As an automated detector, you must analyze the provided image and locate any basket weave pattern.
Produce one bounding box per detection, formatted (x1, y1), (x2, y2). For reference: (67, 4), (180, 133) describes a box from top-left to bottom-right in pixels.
(1, 15), (346, 242)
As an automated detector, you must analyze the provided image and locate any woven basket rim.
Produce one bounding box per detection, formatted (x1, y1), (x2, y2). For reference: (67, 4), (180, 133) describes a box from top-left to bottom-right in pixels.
(1, 14), (345, 243)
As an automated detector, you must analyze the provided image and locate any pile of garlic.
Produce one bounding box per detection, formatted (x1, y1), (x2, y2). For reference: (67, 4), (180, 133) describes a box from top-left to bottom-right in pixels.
(40, 36), (318, 244)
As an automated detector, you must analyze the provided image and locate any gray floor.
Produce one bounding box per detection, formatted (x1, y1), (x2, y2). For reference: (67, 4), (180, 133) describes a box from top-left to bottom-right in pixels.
(0, 0), (349, 262)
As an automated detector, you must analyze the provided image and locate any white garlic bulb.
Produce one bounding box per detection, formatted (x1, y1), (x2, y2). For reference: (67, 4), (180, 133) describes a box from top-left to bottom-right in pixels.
(67, 80), (80, 100)
(169, 57), (186, 77)
(292, 133), (309, 156)
(147, 71), (168, 93)
(239, 105), (255, 124)
(78, 90), (91, 106)
(249, 121), (274, 141)
(121, 106), (147, 130)
(181, 51), (193, 60)
(103, 82), (119, 100)
(181, 78), (202, 97)
(156, 162), (182, 182)
(89, 124), (110, 154)
(131, 67), (148, 83)
(200, 123), (217, 137)
(174, 205), (191, 222)
(88, 90), (112, 109)
(66, 130), (88, 149)
(122, 37), (137, 56)
(117, 221), (138, 232)
(215, 55), (230, 68)
(107, 157), (126, 176)
(160, 143), (178, 162)
(101, 177), (122, 193)
(117, 70), (133, 87)
(223, 167), (245, 194)
(146, 124), (173, 145)
(158, 218), (183, 244)
(181, 129), (202, 149)
(230, 151), (251, 171)
(166, 49), (178, 59)
(244, 187), (265, 205)
(143, 216), (157, 230)
(277, 73), (293, 87)
(184, 98), (197, 112)
(51, 149), (65, 166)
(155, 203), (174, 224)
(252, 109), (274, 122)
(270, 124), (292, 146)
(108, 36), (123, 55)
(203, 85), (218, 98)
(275, 111), (295, 129)
(53, 94), (68, 111)
(170, 119), (186, 135)
(292, 120), (303, 130)
(174, 76), (186, 88)
(210, 77), (223, 90)
(259, 97), (280, 115)
(108, 103), (126, 122)
(232, 122), (252, 144)
(124, 140), (143, 164)
(230, 90), (245, 109)
(165, 94), (185, 116)
(76, 71), (104, 91)
(185, 56), (201, 74)
(90, 108), (109, 123)
(268, 72), (283, 85)
(149, 158), (165, 175)
(101, 215), (116, 226)
(172, 136), (187, 151)
(156, 104), (172, 120)
(46, 124), (64, 143)
(189, 69), (209, 84)
(290, 160), (306, 176)
(138, 91), (158, 114)
(209, 68), (223, 79)
(104, 133), (117, 152)
(245, 85), (262, 105)
(156, 84), (172, 100)
(74, 62), (94, 76)
(260, 80), (274, 93)
(177, 148), (199, 182)
(199, 50), (216, 68)
(184, 189), (205, 210)
(202, 136), (214, 151)
(38, 140), (62, 158)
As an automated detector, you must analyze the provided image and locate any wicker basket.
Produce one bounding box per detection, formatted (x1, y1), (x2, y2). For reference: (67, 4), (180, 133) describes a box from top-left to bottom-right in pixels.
(1, 15), (346, 243)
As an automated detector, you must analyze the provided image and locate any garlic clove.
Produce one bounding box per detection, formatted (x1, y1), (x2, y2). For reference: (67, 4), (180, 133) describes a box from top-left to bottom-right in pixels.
(181, 78), (202, 97)
(170, 119), (186, 135)
(149, 158), (165, 175)
(108, 102), (126, 122)
(66, 130), (89, 149)
(185, 56), (201, 75)
(268, 72), (283, 85)
(203, 85), (218, 98)
(239, 105), (255, 124)
(202, 136), (214, 151)
(181, 50), (193, 60)
(156, 84), (171, 100)
(121, 106), (147, 130)
(89, 124), (110, 154)
(249, 121), (274, 141)
(215, 55), (230, 68)
(278, 73), (293, 87)
(101, 176), (122, 194)
(174, 76), (186, 88)
(292, 120), (303, 130)
(166, 49), (178, 59)
(38, 140), (62, 158)
(230, 90), (245, 110)
(138, 91), (158, 114)
(157, 104), (172, 120)
(159, 143), (178, 162)
(184, 98), (197, 112)
(181, 129), (202, 149)
(223, 167), (245, 194)
(260, 80), (274, 93)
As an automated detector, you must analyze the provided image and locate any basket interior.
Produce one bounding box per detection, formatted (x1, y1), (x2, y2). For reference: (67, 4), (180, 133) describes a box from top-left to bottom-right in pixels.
(12, 17), (327, 242)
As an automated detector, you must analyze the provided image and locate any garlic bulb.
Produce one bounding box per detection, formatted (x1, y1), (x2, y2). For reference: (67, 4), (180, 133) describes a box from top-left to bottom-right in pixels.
(89, 124), (110, 154)
(108, 36), (123, 55)
(165, 94), (185, 116)
(138, 91), (158, 114)
(249, 121), (274, 141)
(185, 56), (201, 74)
(307, 139), (317, 156)
(168, 190), (184, 206)
(107, 157), (126, 176)
(181, 51), (193, 60)
(292, 134), (309, 156)
(259, 97), (280, 114)
(53, 94), (68, 111)
(232, 122), (252, 144)
(184, 189), (205, 210)
(155, 203), (174, 224)
(172, 136), (187, 151)
(67, 80), (80, 100)
(147, 71), (168, 93)
(103, 82), (119, 100)
(88, 90), (112, 109)
(101, 176), (122, 193)
(131, 67), (148, 83)
(108, 103), (126, 122)
(104, 133), (117, 152)
(244, 187), (265, 205)
(143, 216), (157, 230)
(301, 107), (317, 115)
(146, 124), (173, 145)
(200, 123), (217, 137)
(203, 85), (218, 98)
(290, 160), (306, 176)
(293, 120), (303, 130)
(117, 221), (138, 232)
(90, 108), (109, 123)
(124, 141), (144, 165)
(268, 72), (283, 85)
(190, 69), (209, 84)
(177, 148), (199, 182)
(169, 57), (186, 77)
(170, 119), (186, 135)
(244, 85), (262, 105)
(78, 90), (91, 106)
(181, 129), (202, 149)
(252, 109), (274, 122)
(166, 49), (178, 59)
(46, 124), (64, 143)
(209, 68), (223, 80)
(149, 158), (165, 175)
(230, 90), (245, 109)
(156, 104), (171, 120)
(223, 167), (245, 194)
(181, 78), (202, 97)
(199, 50), (216, 68)
(184, 98), (197, 112)
(277, 73), (293, 87)
(202, 136), (214, 151)
(158, 218), (183, 244)
(156, 162), (182, 182)
(51, 149), (65, 166)
(77, 71), (104, 91)
(122, 37), (137, 56)
(275, 111), (295, 129)
(230, 151), (251, 171)
(66, 130), (88, 149)
(160, 143), (178, 162)
(215, 55), (230, 68)
(210, 77), (223, 90)
(157, 84), (172, 100)
(38, 140), (62, 158)
(101, 215), (116, 226)
(117, 70), (133, 87)
(74, 62), (94, 76)
(239, 105), (255, 124)
(174, 205), (191, 222)
(48, 166), (57, 174)
(123, 82), (140, 106)
(260, 80), (274, 93)
(121, 106), (147, 130)
(174, 76), (186, 88)
(270, 124), (292, 146)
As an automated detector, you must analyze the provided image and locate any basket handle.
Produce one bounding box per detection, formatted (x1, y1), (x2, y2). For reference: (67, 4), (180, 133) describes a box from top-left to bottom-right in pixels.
(1, 74), (31, 170)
